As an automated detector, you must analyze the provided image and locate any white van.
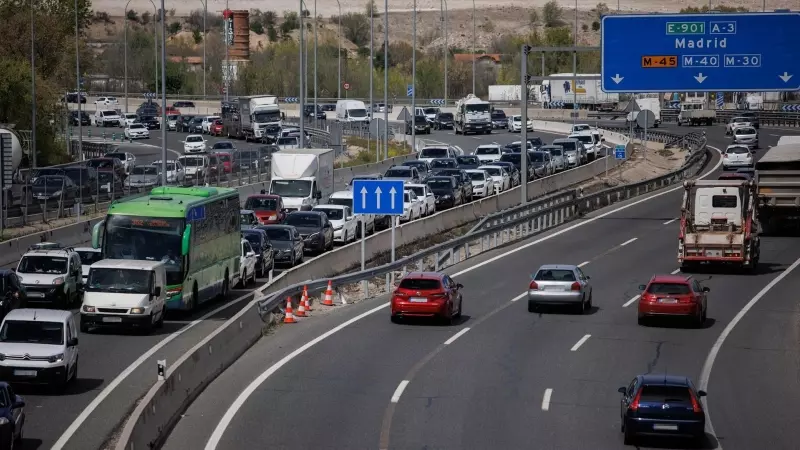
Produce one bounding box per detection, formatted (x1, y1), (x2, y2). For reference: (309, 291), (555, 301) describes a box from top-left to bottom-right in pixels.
(94, 109), (122, 127)
(80, 260), (167, 333)
(336, 100), (369, 124)
(328, 190), (376, 233)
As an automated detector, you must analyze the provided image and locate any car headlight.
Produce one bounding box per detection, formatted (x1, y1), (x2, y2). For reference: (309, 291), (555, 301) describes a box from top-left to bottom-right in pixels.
(83, 305), (96, 313)
(48, 353), (64, 363)
(0, 417), (9, 426)
(130, 307), (146, 314)
(333, 224), (343, 230)
(53, 277), (64, 286)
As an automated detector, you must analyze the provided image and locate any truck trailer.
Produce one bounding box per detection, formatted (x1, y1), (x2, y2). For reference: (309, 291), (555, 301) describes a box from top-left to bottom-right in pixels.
(754, 143), (800, 234)
(269, 148), (335, 212)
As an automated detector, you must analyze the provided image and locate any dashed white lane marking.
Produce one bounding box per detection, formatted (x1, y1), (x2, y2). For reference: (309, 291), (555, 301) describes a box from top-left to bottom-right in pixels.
(623, 295), (640, 308)
(577, 261), (591, 267)
(570, 334), (591, 352)
(620, 237), (638, 246)
(541, 388), (553, 411)
(391, 380), (410, 403)
(511, 293), (526, 302)
(671, 268), (681, 274)
(663, 218), (678, 225)
(444, 327), (471, 345)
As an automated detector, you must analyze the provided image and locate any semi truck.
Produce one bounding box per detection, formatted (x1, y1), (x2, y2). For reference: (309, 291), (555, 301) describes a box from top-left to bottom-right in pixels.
(487, 85), (539, 102)
(626, 97), (662, 128)
(754, 142), (800, 234)
(678, 179), (760, 272)
(539, 74), (620, 107)
(269, 148), (335, 212)
(223, 95), (282, 141)
(454, 94), (492, 135)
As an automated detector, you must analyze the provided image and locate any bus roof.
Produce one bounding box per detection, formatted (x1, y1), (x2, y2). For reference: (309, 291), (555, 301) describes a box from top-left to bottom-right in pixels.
(756, 144), (800, 165)
(107, 186), (239, 218)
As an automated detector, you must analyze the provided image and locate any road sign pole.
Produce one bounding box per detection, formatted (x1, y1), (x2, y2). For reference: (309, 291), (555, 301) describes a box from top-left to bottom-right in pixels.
(520, 45), (529, 205)
(361, 215), (367, 297)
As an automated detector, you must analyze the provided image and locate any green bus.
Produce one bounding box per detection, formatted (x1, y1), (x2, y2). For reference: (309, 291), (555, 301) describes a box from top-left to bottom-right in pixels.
(91, 186), (241, 311)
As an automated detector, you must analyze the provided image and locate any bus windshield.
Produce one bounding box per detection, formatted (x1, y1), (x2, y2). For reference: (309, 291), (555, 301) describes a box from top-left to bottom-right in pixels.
(103, 215), (184, 285)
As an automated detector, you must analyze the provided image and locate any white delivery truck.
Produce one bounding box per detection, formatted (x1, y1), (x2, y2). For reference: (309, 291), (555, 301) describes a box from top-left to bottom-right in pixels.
(336, 100), (370, 124)
(269, 148), (335, 212)
(626, 97), (662, 128)
(225, 95), (282, 141)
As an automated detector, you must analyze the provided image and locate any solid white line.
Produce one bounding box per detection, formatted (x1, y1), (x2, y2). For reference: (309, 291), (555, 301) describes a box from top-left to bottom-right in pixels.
(699, 255), (800, 448)
(511, 292), (526, 302)
(52, 290), (256, 450)
(663, 218), (678, 225)
(570, 334), (591, 352)
(620, 237), (638, 246)
(670, 268), (681, 274)
(623, 295), (640, 308)
(204, 302), (389, 450)
(390, 380), (410, 403)
(444, 327), (471, 345)
(541, 388), (553, 411)
(577, 261), (591, 267)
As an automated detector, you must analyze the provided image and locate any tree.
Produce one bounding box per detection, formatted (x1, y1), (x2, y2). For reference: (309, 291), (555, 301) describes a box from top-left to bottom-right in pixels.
(168, 22), (182, 35)
(141, 11), (151, 26)
(542, 0), (562, 27)
(365, 0), (377, 16)
(591, 21), (600, 31)
(529, 10), (539, 28)
(581, 23), (588, 32)
(263, 10), (277, 27)
(192, 29), (202, 44)
(126, 9), (139, 23)
(267, 25), (278, 42)
(341, 13), (369, 48)
(250, 21), (264, 34)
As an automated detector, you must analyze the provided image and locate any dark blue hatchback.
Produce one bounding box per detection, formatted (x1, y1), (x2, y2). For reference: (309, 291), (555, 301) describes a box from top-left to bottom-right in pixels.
(618, 374), (706, 445)
(0, 381), (25, 447)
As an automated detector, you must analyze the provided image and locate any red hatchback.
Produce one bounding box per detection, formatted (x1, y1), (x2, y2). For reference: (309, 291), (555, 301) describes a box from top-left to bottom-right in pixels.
(637, 275), (709, 327)
(390, 272), (463, 324)
(210, 120), (224, 136)
(244, 193), (286, 224)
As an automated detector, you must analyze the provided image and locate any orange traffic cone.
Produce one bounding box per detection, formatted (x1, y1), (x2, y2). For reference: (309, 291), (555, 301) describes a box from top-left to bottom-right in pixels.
(322, 280), (335, 306)
(296, 295), (307, 317)
(302, 286), (312, 311)
(283, 297), (297, 323)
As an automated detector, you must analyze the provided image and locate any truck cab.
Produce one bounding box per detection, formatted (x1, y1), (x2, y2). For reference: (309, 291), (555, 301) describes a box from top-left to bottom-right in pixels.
(336, 100), (370, 124)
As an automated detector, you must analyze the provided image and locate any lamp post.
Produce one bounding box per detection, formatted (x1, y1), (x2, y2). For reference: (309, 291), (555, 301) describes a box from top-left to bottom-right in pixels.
(314, 0), (318, 116)
(441, 0), (448, 104)
(411, 0), (416, 151)
(369, 0), (374, 160)
(471, 0), (475, 94)
(383, 0), (389, 160)
(200, 0), (206, 99)
(573, 0), (577, 125)
(30, 0), (36, 168)
(159, 0), (167, 185)
(298, 0), (305, 148)
(74, 0), (82, 161)
(224, 0), (229, 101)
(335, 0), (341, 100)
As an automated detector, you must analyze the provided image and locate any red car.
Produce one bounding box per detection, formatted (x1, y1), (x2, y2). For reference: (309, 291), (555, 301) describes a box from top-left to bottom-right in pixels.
(213, 152), (233, 173)
(637, 274), (709, 327)
(243, 193), (286, 224)
(210, 120), (224, 136)
(165, 106), (181, 115)
(390, 272), (463, 324)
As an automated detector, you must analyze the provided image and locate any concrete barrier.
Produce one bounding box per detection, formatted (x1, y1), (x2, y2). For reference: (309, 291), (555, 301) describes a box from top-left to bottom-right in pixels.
(112, 122), (632, 450)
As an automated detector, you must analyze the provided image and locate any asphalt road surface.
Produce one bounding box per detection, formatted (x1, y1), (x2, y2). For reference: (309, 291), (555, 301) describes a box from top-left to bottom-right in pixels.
(159, 126), (800, 450)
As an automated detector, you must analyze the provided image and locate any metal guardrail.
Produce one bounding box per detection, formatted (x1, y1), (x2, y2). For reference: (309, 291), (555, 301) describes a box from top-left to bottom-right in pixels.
(661, 109), (800, 127)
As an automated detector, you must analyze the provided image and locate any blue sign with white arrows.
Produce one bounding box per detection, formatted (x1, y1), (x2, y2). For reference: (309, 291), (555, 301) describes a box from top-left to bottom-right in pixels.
(352, 180), (405, 216)
(407, 84), (414, 97)
(615, 145), (626, 160)
(601, 12), (800, 92)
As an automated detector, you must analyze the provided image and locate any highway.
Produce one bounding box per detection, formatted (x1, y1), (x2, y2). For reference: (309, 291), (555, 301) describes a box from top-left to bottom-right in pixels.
(15, 114), (578, 449)
(156, 126), (800, 450)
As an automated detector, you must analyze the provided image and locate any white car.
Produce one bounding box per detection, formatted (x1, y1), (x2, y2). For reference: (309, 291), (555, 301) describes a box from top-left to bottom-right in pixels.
(401, 189), (423, 222)
(183, 135), (207, 153)
(152, 160), (185, 184)
(509, 115), (533, 133)
(722, 145), (754, 170)
(120, 113), (138, 127)
(726, 117), (753, 134)
(328, 190), (376, 235)
(313, 204), (358, 243)
(94, 109), (122, 127)
(124, 123), (149, 140)
(166, 114), (179, 131)
(405, 183), (436, 216)
(478, 165), (511, 192)
(475, 144), (503, 164)
(201, 115), (221, 134)
(104, 151), (136, 174)
(571, 123), (592, 134)
(237, 239), (257, 288)
(466, 169), (495, 197)
(95, 96), (118, 107)
(177, 154), (209, 180)
(732, 126), (758, 149)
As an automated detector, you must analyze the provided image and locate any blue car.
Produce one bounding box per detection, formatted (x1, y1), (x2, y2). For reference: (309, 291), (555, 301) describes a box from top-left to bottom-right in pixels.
(0, 382), (25, 447)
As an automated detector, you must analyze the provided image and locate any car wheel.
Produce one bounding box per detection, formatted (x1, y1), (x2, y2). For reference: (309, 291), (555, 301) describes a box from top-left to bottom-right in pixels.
(80, 318), (90, 333)
(238, 270), (246, 288)
(454, 296), (463, 319)
(575, 297), (586, 314)
(587, 293), (593, 309)
(623, 420), (635, 445)
(155, 307), (165, 328)
(390, 315), (401, 324)
(693, 309), (703, 328)
(637, 315), (646, 326)
(527, 301), (537, 313)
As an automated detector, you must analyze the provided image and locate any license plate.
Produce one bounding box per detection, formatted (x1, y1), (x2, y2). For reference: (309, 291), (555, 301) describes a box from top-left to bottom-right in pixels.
(659, 298), (678, 303)
(409, 297), (427, 303)
(544, 286), (565, 291)
(28, 292), (45, 298)
(13, 370), (36, 377)
(705, 250), (722, 257)
(102, 316), (123, 323)
(653, 424), (678, 431)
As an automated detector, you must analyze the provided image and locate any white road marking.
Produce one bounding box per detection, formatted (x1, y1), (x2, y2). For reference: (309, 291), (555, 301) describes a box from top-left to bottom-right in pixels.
(663, 218), (678, 225)
(390, 380), (410, 403)
(202, 145), (725, 449)
(444, 327), (471, 345)
(620, 237), (638, 246)
(670, 268), (681, 274)
(541, 388), (553, 411)
(623, 295), (640, 307)
(511, 293), (526, 302)
(570, 334), (591, 352)
(577, 261), (591, 267)
(699, 256), (800, 449)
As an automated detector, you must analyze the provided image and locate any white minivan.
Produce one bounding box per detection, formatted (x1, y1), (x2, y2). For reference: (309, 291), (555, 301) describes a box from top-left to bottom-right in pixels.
(80, 260), (167, 333)
(336, 100), (369, 124)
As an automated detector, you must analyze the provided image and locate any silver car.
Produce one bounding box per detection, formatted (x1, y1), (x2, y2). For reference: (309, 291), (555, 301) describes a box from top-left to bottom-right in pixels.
(732, 126), (758, 149)
(528, 264), (593, 314)
(542, 145), (567, 172)
(125, 165), (161, 188)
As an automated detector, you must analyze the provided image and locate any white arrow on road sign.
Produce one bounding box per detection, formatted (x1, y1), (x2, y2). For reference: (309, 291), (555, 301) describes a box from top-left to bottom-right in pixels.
(389, 186), (397, 210)
(779, 72), (794, 83)
(375, 186), (382, 209)
(360, 186), (368, 210)
(694, 73), (707, 83)
(611, 74), (624, 84)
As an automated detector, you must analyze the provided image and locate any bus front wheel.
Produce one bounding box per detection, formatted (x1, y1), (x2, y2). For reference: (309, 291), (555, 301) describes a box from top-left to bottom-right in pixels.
(189, 283), (198, 311)
(221, 270), (230, 299)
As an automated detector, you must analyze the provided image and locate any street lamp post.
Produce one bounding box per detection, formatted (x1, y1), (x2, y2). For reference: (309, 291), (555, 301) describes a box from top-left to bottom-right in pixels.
(441, 0), (448, 104)
(314, 0), (318, 116)
(74, 0), (82, 161)
(335, 0), (341, 100)
(200, 0), (206, 99)
(369, 0), (374, 160)
(411, 0), (416, 151)
(383, 0), (388, 160)
(224, 0), (229, 101)
(471, 0), (476, 94)
(298, 0), (305, 148)
(30, 0), (36, 168)
(159, 0), (167, 185)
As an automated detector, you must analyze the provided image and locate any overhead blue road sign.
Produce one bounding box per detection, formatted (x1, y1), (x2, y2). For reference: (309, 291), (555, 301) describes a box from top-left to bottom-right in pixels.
(352, 180), (405, 216)
(407, 84), (414, 97)
(615, 145), (626, 160)
(601, 13), (800, 92)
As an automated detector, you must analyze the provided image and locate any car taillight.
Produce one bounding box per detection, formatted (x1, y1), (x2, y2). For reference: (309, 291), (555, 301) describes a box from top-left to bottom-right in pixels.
(393, 290), (408, 297)
(571, 282), (581, 291)
(723, 153), (729, 158)
(430, 292), (447, 299)
(679, 296), (695, 304)
(529, 280), (539, 290)
(629, 389), (642, 411)
(689, 389), (703, 413)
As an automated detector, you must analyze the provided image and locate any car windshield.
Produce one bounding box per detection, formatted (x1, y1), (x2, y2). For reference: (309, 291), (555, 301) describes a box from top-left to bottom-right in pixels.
(18, 255), (68, 274)
(431, 160), (457, 169)
(408, 186), (425, 197)
(572, 135), (593, 144)
(270, 179), (312, 197)
(213, 142), (234, 150)
(130, 124), (145, 129)
(468, 171), (485, 180)
(245, 197), (278, 210)
(186, 136), (203, 143)
(349, 108), (367, 118)
(88, 159), (115, 169)
(240, 213), (257, 225)
(317, 208), (344, 220)
(0, 320), (64, 345)
(735, 127), (755, 135)
(399, 278), (441, 290)
(555, 141), (577, 151)
(427, 178), (452, 189)
(263, 228), (291, 241)
(242, 232), (263, 249)
(501, 154), (521, 164)
(125, 114), (137, 119)
(639, 385), (692, 403)
(476, 147), (499, 155)
(420, 148), (448, 158)
(424, 108), (438, 115)
(102, 110), (118, 116)
(457, 156), (479, 165)
(491, 111), (506, 119)
(385, 168), (411, 177)
(482, 167), (501, 176)
(438, 113), (453, 119)
(77, 250), (103, 266)
(133, 166), (158, 176)
(646, 283), (691, 295)
(413, 115), (427, 124)
(404, 162), (426, 171)
(512, 116), (521, 122)
(278, 137), (298, 146)
(180, 157), (204, 167)
(545, 147), (563, 156)
(531, 152), (545, 162)
(328, 197), (353, 208)
(727, 147), (749, 154)
(285, 214), (321, 228)
(403, 193), (413, 202)
(33, 176), (65, 186)
(87, 268), (152, 294)
(534, 269), (576, 281)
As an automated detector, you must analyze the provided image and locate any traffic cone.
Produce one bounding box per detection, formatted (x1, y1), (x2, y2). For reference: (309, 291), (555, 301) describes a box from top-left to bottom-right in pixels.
(296, 295), (307, 317)
(301, 285), (312, 311)
(322, 280), (335, 306)
(283, 297), (297, 323)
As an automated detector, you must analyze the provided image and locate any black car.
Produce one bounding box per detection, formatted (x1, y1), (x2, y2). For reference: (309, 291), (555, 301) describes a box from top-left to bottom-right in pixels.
(431, 168), (473, 201)
(406, 115), (431, 134)
(188, 117), (204, 133)
(433, 112), (454, 130)
(0, 269), (25, 316)
(500, 152), (535, 181)
(283, 211), (333, 254)
(242, 228), (274, 277)
(139, 115), (160, 130)
(30, 175), (77, 203)
(492, 161), (521, 186)
(256, 224), (305, 267)
(619, 374), (707, 445)
(456, 155), (480, 170)
(69, 110), (91, 126)
(491, 110), (508, 129)
(303, 105), (326, 120)
(62, 166), (98, 198)
(173, 101), (196, 108)
(527, 137), (544, 150)
(64, 92), (86, 103)
(136, 104), (159, 117)
(400, 160), (432, 180)
(177, 115), (196, 132)
(211, 141), (237, 153)
(430, 158), (459, 171)
(261, 124), (282, 144)
(504, 141), (532, 153)
(426, 176), (463, 209)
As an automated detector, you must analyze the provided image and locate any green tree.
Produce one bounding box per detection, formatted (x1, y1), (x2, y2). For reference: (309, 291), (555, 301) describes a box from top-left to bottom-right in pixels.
(250, 21), (264, 34)
(168, 21), (182, 35)
(141, 11), (151, 26)
(591, 21), (600, 31)
(267, 25), (278, 42)
(192, 29), (202, 44)
(341, 13), (370, 48)
(542, 0), (562, 27)
(529, 10), (539, 28)
(126, 9), (139, 22)
(263, 11), (277, 27)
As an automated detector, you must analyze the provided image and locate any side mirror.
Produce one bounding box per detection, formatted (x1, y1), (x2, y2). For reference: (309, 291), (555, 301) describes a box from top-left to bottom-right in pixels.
(154, 286), (162, 297)
(347, 216), (354, 221)
(68, 337), (79, 346)
(314, 191), (322, 199)
(13, 400), (25, 409)
(456, 283), (464, 289)
(702, 287), (710, 292)
(617, 387), (627, 394)
(246, 251), (255, 257)
(181, 224), (192, 256)
(638, 284), (647, 290)
(697, 390), (707, 397)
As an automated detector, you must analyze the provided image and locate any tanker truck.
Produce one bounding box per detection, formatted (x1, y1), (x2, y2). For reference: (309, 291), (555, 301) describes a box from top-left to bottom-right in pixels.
(0, 127), (23, 207)
(454, 94), (492, 135)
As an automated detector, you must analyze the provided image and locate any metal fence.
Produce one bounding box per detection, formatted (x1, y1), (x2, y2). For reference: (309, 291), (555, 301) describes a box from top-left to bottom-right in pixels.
(661, 109), (800, 127)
